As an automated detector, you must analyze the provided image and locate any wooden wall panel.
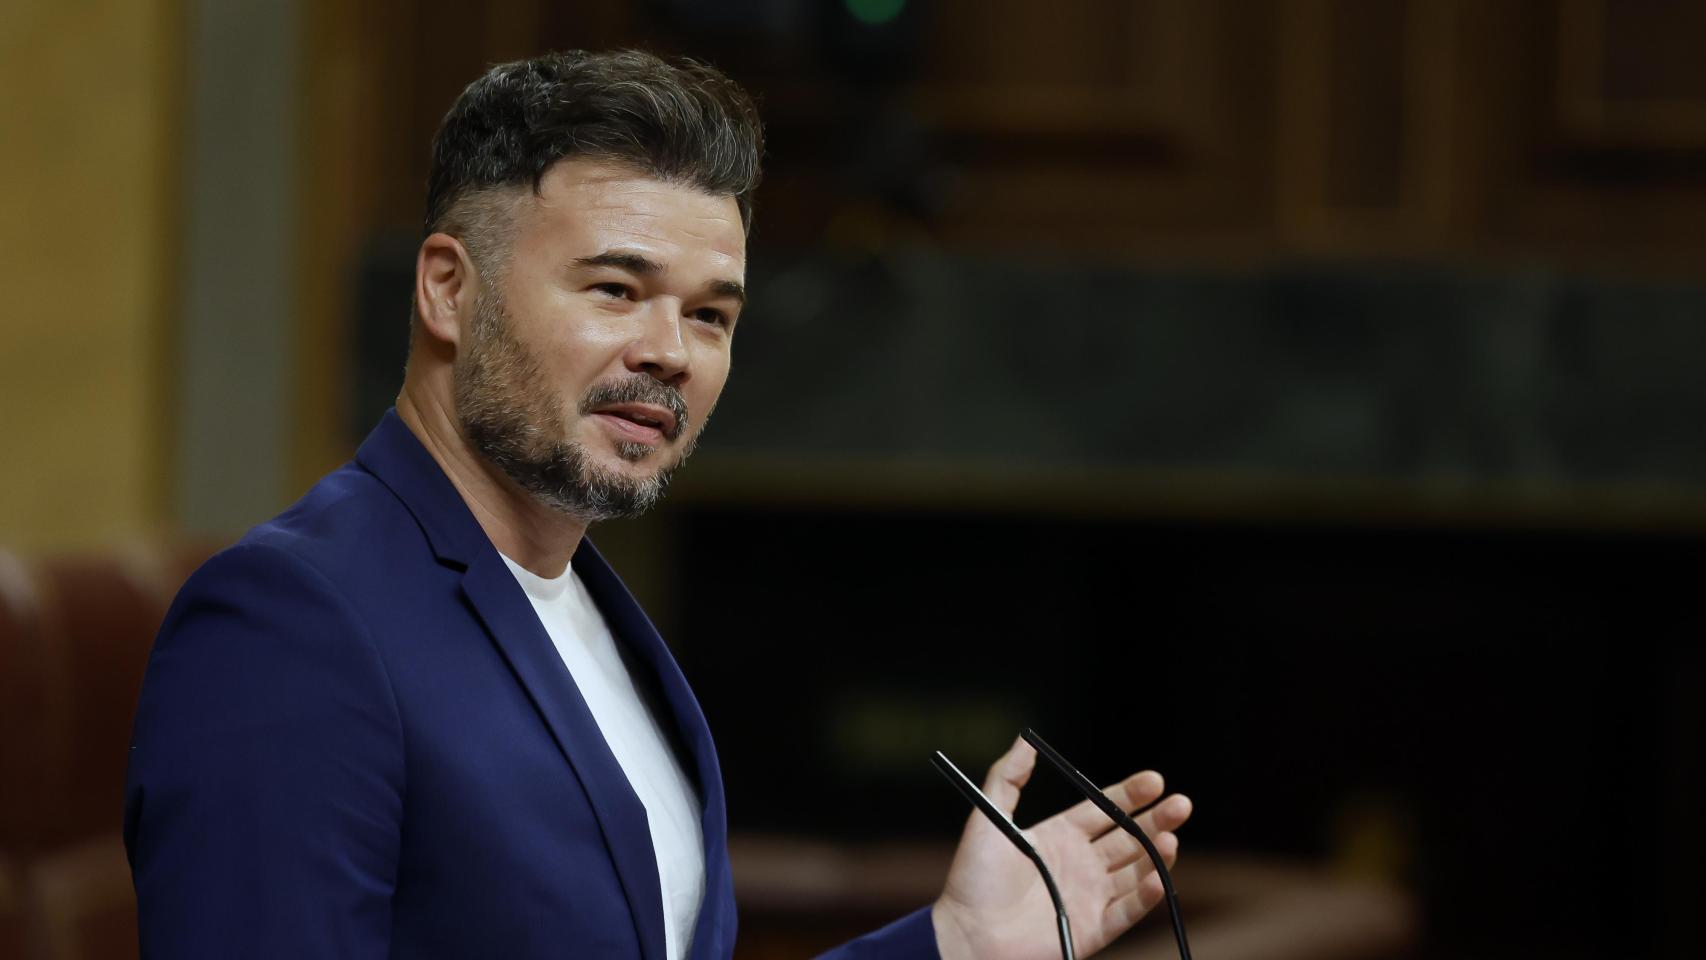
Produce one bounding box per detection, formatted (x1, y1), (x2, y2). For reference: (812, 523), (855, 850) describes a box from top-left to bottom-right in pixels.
(1274, 0), (1466, 252)
(1468, 0), (1706, 262)
(300, 0), (1706, 262)
(0, 0), (180, 550)
(1559, 0), (1706, 149)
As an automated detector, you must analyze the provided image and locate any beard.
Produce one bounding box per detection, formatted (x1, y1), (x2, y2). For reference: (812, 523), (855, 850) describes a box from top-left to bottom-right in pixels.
(452, 288), (702, 522)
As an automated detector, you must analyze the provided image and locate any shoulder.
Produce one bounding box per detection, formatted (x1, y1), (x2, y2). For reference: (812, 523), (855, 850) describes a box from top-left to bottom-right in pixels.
(136, 473), (413, 771)
(149, 537), (393, 716)
(249, 459), (434, 581)
(176, 459), (441, 623)
(154, 459), (437, 685)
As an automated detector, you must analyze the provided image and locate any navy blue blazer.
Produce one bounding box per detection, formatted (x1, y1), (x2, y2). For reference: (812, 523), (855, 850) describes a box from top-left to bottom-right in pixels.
(125, 410), (937, 959)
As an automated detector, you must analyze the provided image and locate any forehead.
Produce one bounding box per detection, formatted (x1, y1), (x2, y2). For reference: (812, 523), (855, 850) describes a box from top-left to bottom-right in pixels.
(515, 159), (746, 274)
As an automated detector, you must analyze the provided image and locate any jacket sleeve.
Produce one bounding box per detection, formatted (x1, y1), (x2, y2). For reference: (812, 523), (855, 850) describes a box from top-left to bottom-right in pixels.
(816, 906), (942, 960)
(124, 541), (404, 958)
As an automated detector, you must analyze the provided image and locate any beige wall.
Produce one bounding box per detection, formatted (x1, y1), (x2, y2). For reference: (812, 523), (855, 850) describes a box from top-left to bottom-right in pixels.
(0, 0), (180, 550)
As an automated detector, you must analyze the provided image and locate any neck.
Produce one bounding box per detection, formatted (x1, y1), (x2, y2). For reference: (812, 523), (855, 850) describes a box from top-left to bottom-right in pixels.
(396, 377), (588, 578)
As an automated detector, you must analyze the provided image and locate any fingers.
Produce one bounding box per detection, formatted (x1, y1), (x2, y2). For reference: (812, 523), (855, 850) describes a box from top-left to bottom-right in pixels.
(1058, 769), (1167, 837)
(1102, 830), (1178, 938)
(1105, 830), (1179, 900)
(1104, 868), (1168, 932)
(1095, 793), (1193, 869)
(980, 737), (1037, 817)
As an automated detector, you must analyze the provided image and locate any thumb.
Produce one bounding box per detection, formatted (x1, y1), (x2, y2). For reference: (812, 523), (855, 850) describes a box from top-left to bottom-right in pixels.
(980, 736), (1037, 817)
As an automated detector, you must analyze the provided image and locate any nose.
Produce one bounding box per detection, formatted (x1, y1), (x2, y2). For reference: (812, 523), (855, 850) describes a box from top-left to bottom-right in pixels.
(624, 298), (691, 386)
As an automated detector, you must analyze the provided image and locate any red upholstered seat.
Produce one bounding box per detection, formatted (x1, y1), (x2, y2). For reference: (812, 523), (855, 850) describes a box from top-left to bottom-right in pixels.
(0, 542), (218, 960)
(28, 553), (167, 853)
(0, 548), (52, 860)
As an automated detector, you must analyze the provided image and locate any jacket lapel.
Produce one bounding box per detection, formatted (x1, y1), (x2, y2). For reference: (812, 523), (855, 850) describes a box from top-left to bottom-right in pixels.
(572, 541), (734, 960)
(356, 411), (668, 960)
(461, 551), (668, 960)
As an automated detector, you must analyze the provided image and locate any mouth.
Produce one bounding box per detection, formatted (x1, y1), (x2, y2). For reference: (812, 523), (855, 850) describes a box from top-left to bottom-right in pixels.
(589, 403), (678, 446)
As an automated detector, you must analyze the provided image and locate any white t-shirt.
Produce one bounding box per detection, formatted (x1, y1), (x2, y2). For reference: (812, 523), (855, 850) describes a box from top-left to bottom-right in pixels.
(500, 553), (704, 960)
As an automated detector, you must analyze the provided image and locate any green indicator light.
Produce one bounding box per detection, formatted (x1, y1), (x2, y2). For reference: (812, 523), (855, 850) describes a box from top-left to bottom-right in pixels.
(846, 0), (907, 26)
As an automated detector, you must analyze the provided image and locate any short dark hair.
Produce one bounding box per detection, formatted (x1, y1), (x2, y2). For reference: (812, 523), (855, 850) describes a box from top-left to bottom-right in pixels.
(425, 49), (764, 255)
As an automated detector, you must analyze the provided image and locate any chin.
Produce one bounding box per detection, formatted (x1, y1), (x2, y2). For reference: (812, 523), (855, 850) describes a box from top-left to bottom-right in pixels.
(601, 443), (670, 471)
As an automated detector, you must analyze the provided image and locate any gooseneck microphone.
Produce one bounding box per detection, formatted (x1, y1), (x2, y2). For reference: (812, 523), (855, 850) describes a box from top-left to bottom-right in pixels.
(931, 750), (1076, 960)
(1022, 728), (1193, 960)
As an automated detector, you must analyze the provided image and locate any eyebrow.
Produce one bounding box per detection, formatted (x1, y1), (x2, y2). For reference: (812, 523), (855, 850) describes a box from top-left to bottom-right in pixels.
(573, 250), (746, 306)
(708, 279), (747, 306)
(574, 251), (662, 275)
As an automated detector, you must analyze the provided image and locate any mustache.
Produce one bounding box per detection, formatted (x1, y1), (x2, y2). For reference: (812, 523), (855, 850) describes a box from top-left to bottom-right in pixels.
(578, 374), (691, 441)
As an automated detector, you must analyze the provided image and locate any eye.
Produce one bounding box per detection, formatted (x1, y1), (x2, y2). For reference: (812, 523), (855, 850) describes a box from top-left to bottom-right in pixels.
(692, 307), (731, 328)
(591, 282), (633, 300)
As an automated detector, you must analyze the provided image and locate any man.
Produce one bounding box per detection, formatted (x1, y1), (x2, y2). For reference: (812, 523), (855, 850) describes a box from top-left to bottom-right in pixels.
(124, 50), (1193, 959)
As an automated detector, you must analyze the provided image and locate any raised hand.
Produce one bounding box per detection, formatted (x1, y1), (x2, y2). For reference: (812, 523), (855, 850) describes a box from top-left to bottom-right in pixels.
(931, 738), (1193, 960)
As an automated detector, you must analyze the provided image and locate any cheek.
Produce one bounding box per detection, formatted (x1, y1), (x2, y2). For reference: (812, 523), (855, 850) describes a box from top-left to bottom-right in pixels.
(691, 355), (730, 411)
(530, 318), (631, 379)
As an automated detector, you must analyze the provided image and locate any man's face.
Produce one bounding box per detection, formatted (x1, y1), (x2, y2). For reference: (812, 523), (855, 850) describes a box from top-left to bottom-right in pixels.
(453, 159), (746, 520)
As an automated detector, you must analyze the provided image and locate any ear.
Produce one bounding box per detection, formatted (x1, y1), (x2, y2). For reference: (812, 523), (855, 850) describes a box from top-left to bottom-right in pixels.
(415, 232), (476, 349)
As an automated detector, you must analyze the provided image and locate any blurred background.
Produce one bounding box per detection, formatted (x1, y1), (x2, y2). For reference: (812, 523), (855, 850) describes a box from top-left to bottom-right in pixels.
(3, 0), (1704, 958)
